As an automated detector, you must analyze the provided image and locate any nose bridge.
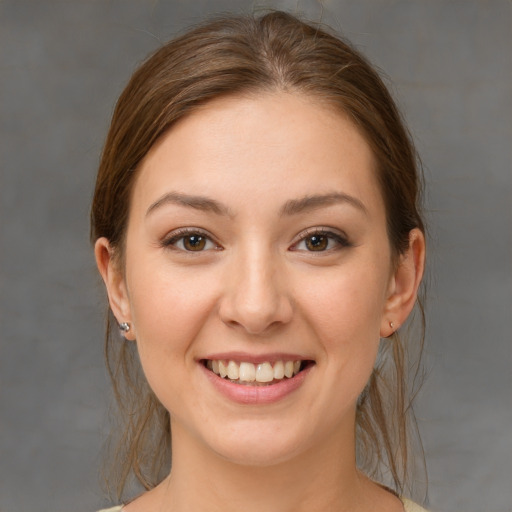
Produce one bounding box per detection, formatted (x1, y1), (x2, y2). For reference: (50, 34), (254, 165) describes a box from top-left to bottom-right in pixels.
(220, 240), (292, 334)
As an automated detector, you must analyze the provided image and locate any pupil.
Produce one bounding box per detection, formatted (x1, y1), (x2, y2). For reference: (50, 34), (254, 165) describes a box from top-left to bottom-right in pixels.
(306, 235), (327, 251)
(185, 235), (205, 251)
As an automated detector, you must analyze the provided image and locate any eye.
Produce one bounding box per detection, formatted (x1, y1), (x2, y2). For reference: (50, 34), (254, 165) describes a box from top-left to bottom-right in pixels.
(291, 229), (350, 252)
(162, 229), (219, 252)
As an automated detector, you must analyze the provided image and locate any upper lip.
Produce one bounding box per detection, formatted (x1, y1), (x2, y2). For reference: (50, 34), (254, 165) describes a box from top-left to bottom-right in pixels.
(200, 352), (313, 364)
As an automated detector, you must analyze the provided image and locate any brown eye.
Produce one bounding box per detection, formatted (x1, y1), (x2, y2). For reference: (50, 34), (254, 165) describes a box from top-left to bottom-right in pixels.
(183, 235), (207, 251)
(163, 230), (217, 252)
(291, 230), (350, 253)
(305, 234), (329, 251)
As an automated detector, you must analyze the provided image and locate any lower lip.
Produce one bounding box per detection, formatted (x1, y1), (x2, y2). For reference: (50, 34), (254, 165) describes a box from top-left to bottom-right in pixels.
(200, 363), (312, 405)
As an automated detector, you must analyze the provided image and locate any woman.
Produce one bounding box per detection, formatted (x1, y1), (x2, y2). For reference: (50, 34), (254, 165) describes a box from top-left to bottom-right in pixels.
(92, 11), (428, 512)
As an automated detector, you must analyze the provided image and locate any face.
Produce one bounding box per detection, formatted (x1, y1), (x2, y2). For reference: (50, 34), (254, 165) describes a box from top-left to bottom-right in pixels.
(97, 92), (422, 467)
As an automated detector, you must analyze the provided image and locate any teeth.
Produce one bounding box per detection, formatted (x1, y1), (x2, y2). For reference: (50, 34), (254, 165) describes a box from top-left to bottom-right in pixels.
(227, 360), (239, 380)
(256, 362), (274, 382)
(273, 360), (284, 379)
(207, 359), (304, 383)
(284, 361), (294, 378)
(239, 362), (256, 382)
(218, 360), (228, 378)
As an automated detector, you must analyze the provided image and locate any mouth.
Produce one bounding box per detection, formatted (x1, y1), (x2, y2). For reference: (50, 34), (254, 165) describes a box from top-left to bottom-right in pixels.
(201, 358), (315, 386)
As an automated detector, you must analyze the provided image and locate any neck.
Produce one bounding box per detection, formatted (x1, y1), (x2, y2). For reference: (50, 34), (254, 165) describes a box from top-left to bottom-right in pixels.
(153, 419), (370, 512)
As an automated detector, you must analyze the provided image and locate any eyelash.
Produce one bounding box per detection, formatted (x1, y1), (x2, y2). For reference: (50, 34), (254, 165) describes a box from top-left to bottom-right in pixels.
(161, 228), (221, 252)
(161, 227), (351, 253)
(290, 228), (352, 253)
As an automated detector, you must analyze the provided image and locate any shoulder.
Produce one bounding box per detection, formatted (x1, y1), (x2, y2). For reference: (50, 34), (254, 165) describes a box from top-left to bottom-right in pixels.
(98, 502), (429, 512)
(99, 499), (427, 512)
(401, 497), (430, 512)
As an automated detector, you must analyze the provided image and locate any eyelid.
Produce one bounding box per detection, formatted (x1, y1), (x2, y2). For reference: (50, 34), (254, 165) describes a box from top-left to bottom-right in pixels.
(289, 227), (351, 251)
(160, 226), (350, 252)
(161, 227), (222, 251)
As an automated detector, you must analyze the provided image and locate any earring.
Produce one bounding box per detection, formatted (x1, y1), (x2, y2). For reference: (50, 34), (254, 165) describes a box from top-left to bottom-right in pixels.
(389, 321), (394, 329)
(119, 322), (131, 333)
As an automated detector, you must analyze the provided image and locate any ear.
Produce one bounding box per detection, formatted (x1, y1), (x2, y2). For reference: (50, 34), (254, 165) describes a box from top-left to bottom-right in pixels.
(380, 228), (425, 338)
(94, 237), (135, 341)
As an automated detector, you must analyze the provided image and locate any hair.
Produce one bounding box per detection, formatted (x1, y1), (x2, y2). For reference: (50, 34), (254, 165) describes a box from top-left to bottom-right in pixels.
(91, 10), (426, 502)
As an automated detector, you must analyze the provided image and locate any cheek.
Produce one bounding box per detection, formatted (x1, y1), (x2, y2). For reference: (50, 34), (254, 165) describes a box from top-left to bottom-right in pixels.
(296, 263), (388, 389)
(299, 267), (388, 342)
(125, 259), (220, 372)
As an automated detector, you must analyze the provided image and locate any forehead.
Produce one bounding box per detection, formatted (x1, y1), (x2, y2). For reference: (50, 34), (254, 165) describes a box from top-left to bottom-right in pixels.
(132, 92), (383, 218)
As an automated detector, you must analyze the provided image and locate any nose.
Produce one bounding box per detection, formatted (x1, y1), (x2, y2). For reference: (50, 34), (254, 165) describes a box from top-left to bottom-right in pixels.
(218, 247), (293, 335)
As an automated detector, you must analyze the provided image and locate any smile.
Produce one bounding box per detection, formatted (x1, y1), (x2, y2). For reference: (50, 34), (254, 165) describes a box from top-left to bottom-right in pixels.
(203, 359), (308, 385)
(200, 356), (315, 404)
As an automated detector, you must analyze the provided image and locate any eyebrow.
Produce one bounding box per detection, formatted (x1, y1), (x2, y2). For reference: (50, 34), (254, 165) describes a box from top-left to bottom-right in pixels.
(146, 191), (367, 218)
(146, 192), (233, 217)
(279, 192), (368, 217)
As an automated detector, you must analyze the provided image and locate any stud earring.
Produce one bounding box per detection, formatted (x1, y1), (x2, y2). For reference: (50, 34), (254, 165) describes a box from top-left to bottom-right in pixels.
(390, 321), (394, 329)
(119, 322), (131, 333)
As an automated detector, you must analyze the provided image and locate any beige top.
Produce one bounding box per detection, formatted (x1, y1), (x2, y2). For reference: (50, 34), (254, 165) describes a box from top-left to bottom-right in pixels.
(98, 497), (428, 512)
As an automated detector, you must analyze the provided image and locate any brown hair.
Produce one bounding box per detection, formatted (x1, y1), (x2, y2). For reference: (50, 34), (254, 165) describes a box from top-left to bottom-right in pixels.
(91, 10), (426, 501)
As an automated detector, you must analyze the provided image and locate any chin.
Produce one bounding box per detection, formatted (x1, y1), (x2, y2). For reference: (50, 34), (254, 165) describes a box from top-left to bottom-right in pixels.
(215, 441), (302, 468)
(202, 420), (314, 467)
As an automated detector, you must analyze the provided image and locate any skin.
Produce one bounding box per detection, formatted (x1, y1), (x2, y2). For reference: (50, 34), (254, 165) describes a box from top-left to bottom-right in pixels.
(96, 92), (425, 512)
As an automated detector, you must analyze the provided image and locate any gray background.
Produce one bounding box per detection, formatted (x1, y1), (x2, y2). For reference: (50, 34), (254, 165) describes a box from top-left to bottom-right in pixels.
(1, 1), (510, 511)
